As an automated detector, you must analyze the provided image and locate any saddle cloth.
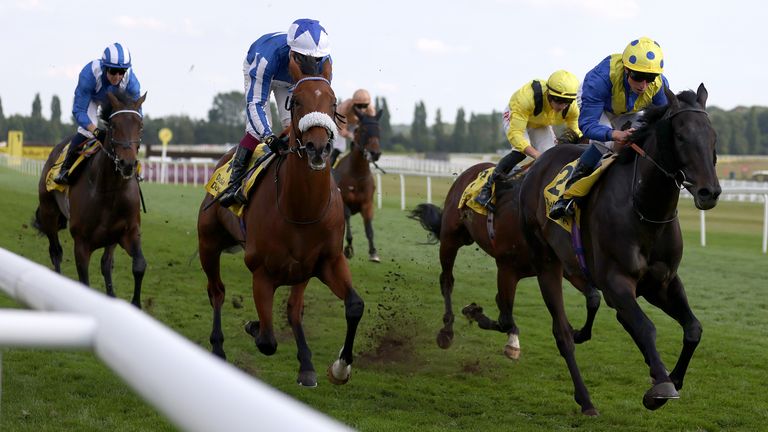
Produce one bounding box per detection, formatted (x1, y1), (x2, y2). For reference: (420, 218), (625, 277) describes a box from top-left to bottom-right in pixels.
(544, 153), (618, 232)
(44, 140), (104, 192)
(458, 167), (496, 216)
(205, 143), (274, 217)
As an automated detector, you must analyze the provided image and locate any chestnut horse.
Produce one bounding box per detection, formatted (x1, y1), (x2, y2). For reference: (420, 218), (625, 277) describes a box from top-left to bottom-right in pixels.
(34, 91), (147, 307)
(409, 164), (600, 360)
(520, 85), (720, 415)
(197, 71), (364, 387)
(333, 110), (382, 261)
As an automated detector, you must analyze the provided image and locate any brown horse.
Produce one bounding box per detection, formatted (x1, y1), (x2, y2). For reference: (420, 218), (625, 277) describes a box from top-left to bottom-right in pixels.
(333, 110), (382, 262)
(34, 91), (147, 308)
(409, 164), (600, 360)
(197, 70), (364, 388)
(520, 85), (720, 415)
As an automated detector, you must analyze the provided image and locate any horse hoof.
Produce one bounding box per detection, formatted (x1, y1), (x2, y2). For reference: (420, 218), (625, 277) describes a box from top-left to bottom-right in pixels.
(212, 347), (227, 360)
(503, 344), (520, 360)
(344, 246), (354, 259)
(244, 321), (259, 337)
(368, 253), (380, 263)
(642, 382), (679, 411)
(582, 407), (600, 416)
(573, 329), (591, 344)
(297, 370), (318, 387)
(327, 360), (351, 385)
(460, 303), (482, 321)
(436, 330), (453, 349)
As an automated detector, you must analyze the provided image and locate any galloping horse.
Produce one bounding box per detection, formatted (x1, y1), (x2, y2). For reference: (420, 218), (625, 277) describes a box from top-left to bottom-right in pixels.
(520, 85), (720, 415)
(34, 91), (147, 308)
(333, 110), (382, 261)
(409, 164), (600, 360)
(197, 68), (364, 387)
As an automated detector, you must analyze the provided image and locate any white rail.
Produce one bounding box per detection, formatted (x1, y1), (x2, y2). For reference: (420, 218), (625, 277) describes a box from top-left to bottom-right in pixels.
(0, 248), (350, 432)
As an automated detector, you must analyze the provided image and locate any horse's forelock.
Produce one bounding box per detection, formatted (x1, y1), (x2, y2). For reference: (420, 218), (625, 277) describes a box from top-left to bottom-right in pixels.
(100, 90), (138, 122)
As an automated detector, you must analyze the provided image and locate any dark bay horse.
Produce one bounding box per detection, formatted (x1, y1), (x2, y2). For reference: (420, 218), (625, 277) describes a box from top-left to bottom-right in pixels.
(34, 91), (147, 308)
(409, 164), (600, 360)
(333, 110), (382, 262)
(197, 69), (364, 387)
(520, 85), (720, 415)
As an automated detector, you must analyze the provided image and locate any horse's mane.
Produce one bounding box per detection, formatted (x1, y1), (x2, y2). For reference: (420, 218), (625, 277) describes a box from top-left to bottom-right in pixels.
(618, 89), (701, 164)
(99, 90), (136, 122)
(292, 52), (323, 75)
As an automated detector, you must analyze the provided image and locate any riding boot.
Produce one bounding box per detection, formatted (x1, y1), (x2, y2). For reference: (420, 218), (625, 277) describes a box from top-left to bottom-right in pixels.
(330, 148), (342, 167)
(53, 137), (86, 185)
(474, 151), (526, 211)
(218, 146), (254, 208)
(548, 159), (595, 219)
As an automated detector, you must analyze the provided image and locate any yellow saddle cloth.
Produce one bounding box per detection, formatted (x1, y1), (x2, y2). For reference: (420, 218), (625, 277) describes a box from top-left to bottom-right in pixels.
(44, 140), (105, 192)
(458, 167), (496, 216)
(544, 154), (618, 232)
(332, 152), (349, 169)
(204, 144), (273, 217)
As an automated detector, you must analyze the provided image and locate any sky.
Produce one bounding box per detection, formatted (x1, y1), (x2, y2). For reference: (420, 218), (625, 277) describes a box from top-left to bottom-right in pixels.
(1, 0), (765, 128)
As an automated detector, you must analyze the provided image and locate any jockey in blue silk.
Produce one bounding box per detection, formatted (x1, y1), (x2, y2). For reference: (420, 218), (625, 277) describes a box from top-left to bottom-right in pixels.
(549, 37), (670, 219)
(217, 18), (333, 208)
(475, 70), (581, 211)
(54, 42), (141, 185)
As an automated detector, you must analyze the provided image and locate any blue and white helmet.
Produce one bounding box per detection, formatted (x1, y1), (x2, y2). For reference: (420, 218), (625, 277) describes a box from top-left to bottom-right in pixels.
(286, 19), (330, 57)
(101, 42), (132, 68)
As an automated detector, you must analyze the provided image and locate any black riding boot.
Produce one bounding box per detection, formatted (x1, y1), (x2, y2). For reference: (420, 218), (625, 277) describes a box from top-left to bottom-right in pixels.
(474, 151), (526, 211)
(548, 160), (594, 219)
(218, 146), (254, 207)
(54, 135), (87, 185)
(330, 148), (342, 167)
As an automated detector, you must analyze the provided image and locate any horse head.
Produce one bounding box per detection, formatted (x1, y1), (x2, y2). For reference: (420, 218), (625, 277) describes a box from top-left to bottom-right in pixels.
(288, 68), (338, 171)
(661, 84), (721, 210)
(352, 109), (382, 162)
(104, 91), (146, 179)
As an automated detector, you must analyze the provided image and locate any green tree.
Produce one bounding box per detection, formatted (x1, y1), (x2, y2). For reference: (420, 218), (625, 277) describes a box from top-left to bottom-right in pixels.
(451, 107), (467, 152)
(207, 91), (244, 127)
(50, 95), (62, 124)
(432, 108), (448, 151)
(746, 107), (762, 154)
(31, 93), (43, 120)
(0, 96), (6, 140)
(410, 101), (431, 152)
(375, 97), (393, 149)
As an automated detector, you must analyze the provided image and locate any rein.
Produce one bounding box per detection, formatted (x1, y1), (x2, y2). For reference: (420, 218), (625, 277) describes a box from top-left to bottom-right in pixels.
(628, 106), (708, 224)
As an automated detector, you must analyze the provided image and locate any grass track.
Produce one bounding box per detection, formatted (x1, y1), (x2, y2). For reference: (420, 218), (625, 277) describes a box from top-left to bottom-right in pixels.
(0, 166), (766, 431)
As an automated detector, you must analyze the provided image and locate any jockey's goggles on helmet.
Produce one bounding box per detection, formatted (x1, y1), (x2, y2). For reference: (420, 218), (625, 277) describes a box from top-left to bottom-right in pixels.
(354, 103), (369, 110)
(106, 67), (128, 76)
(550, 95), (574, 105)
(627, 70), (658, 83)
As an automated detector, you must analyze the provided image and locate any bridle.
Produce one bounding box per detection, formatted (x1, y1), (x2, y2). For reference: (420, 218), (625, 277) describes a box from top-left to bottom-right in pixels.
(102, 109), (143, 173)
(283, 77), (336, 158)
(629, 106), (709, 223)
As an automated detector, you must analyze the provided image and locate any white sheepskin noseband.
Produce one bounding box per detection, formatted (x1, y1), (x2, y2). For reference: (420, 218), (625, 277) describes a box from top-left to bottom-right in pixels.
(298, 111), (338, 140)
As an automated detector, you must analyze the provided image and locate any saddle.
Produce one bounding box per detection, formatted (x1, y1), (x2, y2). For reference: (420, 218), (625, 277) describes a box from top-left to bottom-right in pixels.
(44, 140), (103, 192)
(544, 153), (618, 232)
(205, 143), (275, 217)
(459, 165), (530, 216)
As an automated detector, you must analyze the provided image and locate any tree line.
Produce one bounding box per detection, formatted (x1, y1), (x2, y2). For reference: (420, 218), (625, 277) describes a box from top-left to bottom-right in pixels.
(2, 92), (767, 155)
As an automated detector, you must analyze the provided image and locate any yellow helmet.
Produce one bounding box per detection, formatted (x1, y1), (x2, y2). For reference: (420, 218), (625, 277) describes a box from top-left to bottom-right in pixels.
(622, 37), (664, 74)
(546, 70), (579, 99)
(352, 89), (371, 105)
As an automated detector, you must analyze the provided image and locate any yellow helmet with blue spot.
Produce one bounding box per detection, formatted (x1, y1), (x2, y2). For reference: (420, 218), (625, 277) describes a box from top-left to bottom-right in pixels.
(546, 70), (579, 99)
(622, 37), (664, 74)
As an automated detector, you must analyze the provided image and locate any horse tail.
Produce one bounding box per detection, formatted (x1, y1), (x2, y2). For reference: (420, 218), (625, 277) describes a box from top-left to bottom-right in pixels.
(31, 207), (43, 235)
(408, 203), (443, 244)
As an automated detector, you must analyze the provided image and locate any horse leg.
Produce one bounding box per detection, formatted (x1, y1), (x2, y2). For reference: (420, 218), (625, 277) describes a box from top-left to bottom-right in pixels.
(248, 268), (277, 356)
(120, 229), (145, 309)
(537, 264), (598, 416)
(35, 206), (64, 272)
(73, 239), (92, 286)
(287, 282), (317, 387)
(200, 242), (227, 359)
(343, 205), (354, 259)
(318, 255), (364, 385)
(361, 202), (379, 262)
(567, 274), (602, 344)
(436, 238), (462, 350)
(601, 270), (678, 410)
(641, 275), (701, 393)
(100, 245), (116, 297)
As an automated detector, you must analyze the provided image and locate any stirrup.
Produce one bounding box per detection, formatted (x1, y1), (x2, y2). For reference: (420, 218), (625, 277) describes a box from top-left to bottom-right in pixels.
(53, 171), (70, 185)
(549, 198), (574, 219)
(475, 193), (495, 212)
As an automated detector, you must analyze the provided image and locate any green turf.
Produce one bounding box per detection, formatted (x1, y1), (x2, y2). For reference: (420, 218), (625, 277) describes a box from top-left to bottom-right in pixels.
(0, 166), (766, 431)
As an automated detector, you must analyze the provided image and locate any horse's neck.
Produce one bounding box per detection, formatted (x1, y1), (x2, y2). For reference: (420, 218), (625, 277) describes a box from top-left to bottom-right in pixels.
(631, 136), (680, 220)
(89, 152), (124, 190)
(279, 155), (332, 219)
(347, 147), (370, 175)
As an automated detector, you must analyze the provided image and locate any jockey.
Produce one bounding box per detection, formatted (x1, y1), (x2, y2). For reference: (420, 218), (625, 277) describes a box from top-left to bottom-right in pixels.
(331, 88), (376, 167)
(549, 37), (669, 219)
(54, 43), (141, 185)
(217, 18), (332, 208)
(475, 70), (581, 210)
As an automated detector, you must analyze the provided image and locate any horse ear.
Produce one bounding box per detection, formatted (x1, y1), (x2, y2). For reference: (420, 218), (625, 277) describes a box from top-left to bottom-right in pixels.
(136, 92), (147, 108)
(696, 83), (708, 108)
(320, 60), (332, 82)
(663, 84), (679, 112)
(288, 52), (305, 81)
